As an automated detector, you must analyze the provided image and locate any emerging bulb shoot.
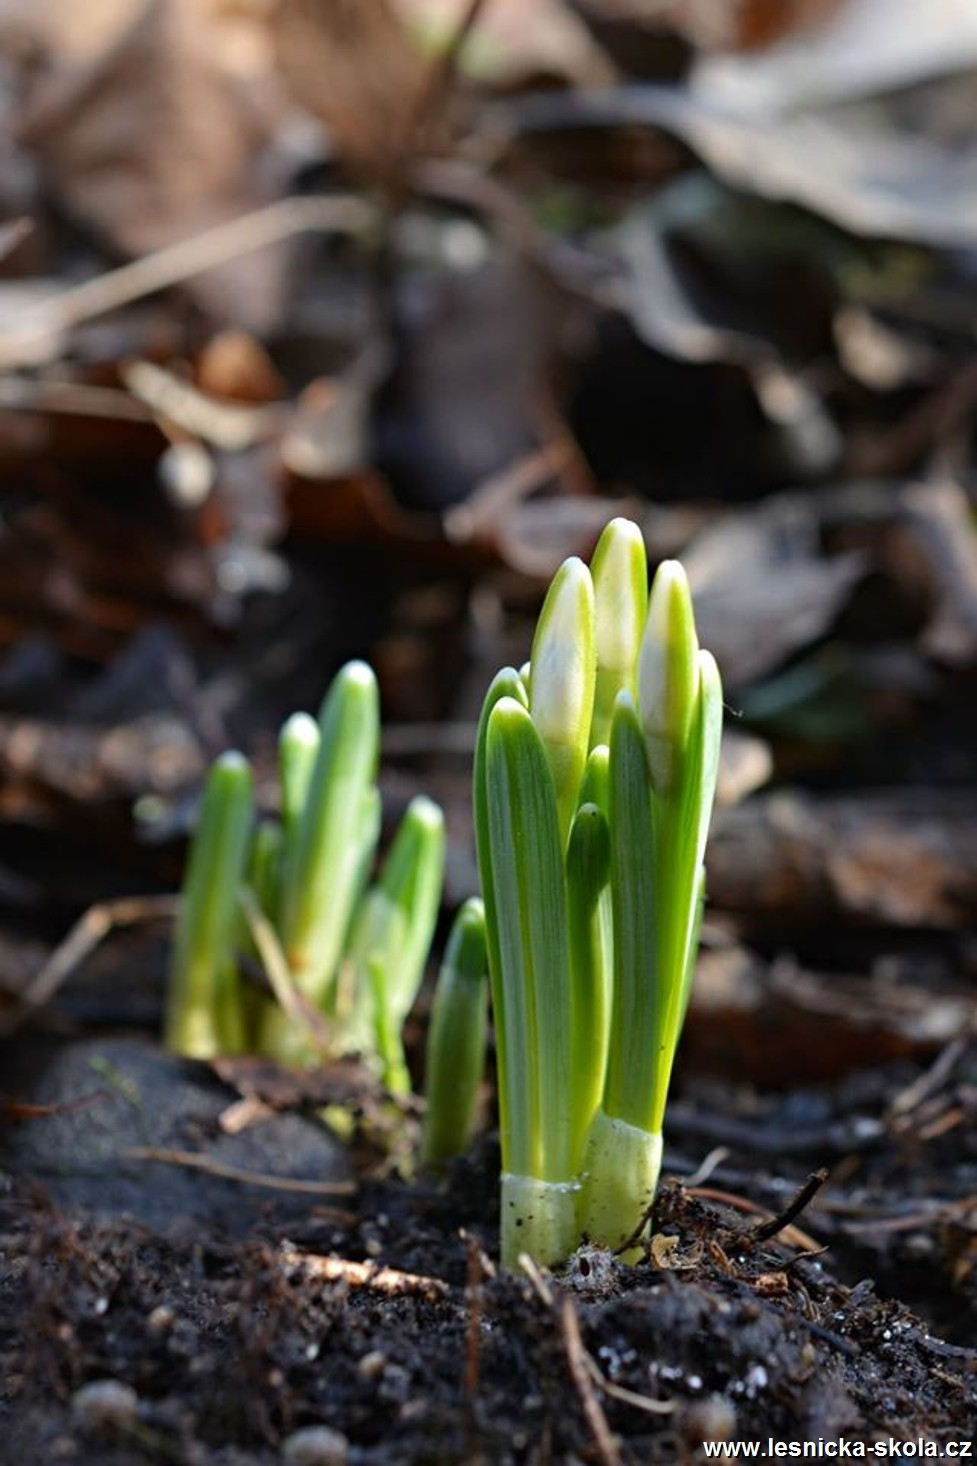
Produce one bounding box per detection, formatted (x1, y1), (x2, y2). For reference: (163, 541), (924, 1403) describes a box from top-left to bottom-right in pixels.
(637, 560), (699, 799)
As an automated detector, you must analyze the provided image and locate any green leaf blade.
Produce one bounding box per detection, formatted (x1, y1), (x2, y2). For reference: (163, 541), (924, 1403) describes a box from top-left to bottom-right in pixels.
(591, 518), (648, 748)
(638, 560), (699, 799)
(279, 661), (380, 1003)
(370, 794), (446, 1026)
(473, 667), (529, 1175)
(528, 556), (596, 844)
(279, 712), (320, 846)
(422, 898), (488, 1168)
(486, 697), (573, 1183)
(603, 692), (659, 1132)
(165, 751), (254, 1059)
(648, 649), (724, 1129)
(566, 800), (611, 1160)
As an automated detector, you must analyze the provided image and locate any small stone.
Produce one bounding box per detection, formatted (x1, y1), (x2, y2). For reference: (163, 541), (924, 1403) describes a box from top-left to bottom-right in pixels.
(377, 1363), (410, 1406)
(281, 1424), (349, 1466)
(147, 1304), (175, 1332)
(682, 1394), (737, 1444)
(357, 1350), (386, 1379)
(71, 1379), (139, 1432)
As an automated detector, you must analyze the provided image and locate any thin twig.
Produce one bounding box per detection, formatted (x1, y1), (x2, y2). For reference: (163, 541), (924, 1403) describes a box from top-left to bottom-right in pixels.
(613, 1200), (656, 1258)
(2, 894), (178, 1036)
(918, 1334), (977, 1364)
(1, 1090), (109, 1123)
(0, 377), (155, 421)
(218, 1095), (275, 1135)
(443, 441), (576, 543)
(583, 1355), (677, 1417)
(687, 1186), (822, 1253)
(518, 1251), (555, 1306)
(559, 1297), (621, 1466)
(280, 1244), (449, 1302)
(749, 1169), (828, 1244)
(407, 0), (488, 157)
(0, 195), (375, 370)
(122, 360), (282, 450)
(463, 1231), (486, 1448)
(887, 1035), (970, 1120)
(412, 156), (610, 307)
(784, 1245), (830, 1273)
(681, 1146), (731, 1188)
(916, 1106), (966, 1142)
(121, 1147), (355, 1198)
(838, 1196), (977, 1234)
(797, 1317), (860, 1360)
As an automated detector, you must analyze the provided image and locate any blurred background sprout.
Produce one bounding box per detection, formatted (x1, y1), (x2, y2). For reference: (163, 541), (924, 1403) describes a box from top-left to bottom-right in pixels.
(165, 660), (444, 1093)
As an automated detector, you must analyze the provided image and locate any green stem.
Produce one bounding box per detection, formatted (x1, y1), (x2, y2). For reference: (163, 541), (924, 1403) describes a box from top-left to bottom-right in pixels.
(500, 1173), (580, 1270)
(485, 698), (574, 1188)
(473, 668), (530, 1178)
(528, 557), (595, 845)
(370, 954), (411, 1096)
(279, 661), (379, 1004)
(580, 1109), (662, 1256)
(601, 693), (659, 1133)
(590, 518), (647, 749)
(565, 801), (611, 1163)
(422, 898), (488, 1169)
(165, 751), (253, 1059)
(342, 795), (444, 1067)
(279, 712), (319, 850)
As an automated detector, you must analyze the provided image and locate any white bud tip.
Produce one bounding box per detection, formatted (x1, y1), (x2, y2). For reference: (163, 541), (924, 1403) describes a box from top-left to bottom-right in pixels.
(340, 660), (376, 689)
(405, 795), (445, 832)
(531, 560), (594, 742)
(215, 750), (250, 773)
(593, 521), (646, 673)
(281, 712), (318, 746)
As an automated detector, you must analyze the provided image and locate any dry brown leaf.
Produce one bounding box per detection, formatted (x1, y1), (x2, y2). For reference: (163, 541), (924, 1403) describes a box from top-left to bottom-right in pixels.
(695, 0), (977, 112)
(686, 942), (975, 1087)
(273, 0), (432, 183)
(573, 0), (844, 57)
(507, 75), (977, 249)
(687, 0), (845, 52)
(17, 0), (279, 283)
(682, 503), (866, 690)
(398, 0), (609, 87)
(649, 1232), (681, 1268)
(0, 0), (143, 63)
(709, 789), (977, 932)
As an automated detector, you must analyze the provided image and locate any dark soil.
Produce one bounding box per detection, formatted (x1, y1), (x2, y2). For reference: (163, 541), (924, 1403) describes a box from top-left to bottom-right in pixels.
(1, 1018), (974, 1464)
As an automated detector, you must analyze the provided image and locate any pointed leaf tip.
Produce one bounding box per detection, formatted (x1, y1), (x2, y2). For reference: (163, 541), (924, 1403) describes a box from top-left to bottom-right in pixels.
(591, 517), (648, 676)
(529, 556), (595, 744)
(214, 749), (251, 776)
(638, 559), (699, 796)
(279, 712), (319, 752)
(403, 794), (444, 831)
(528, 558), (596, 840)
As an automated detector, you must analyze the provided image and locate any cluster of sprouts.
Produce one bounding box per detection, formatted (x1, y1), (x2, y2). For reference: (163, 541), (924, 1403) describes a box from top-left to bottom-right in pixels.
(167, 518), (722, 1268)
(165, 662), (444, 1096)
(474, 519), (722, 1265)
